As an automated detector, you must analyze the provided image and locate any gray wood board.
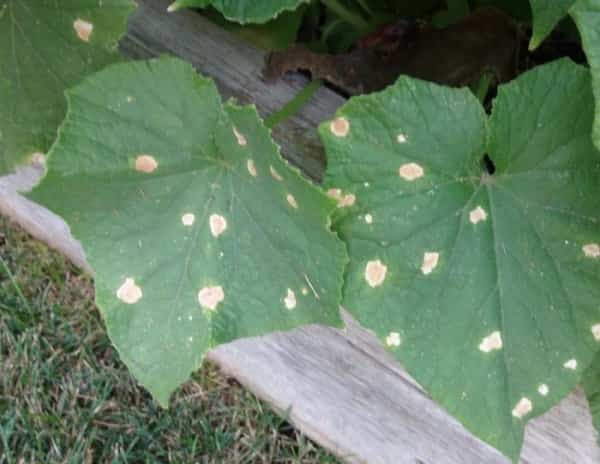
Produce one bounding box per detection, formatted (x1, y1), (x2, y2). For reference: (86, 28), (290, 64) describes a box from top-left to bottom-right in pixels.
(0, 0), (598, 462)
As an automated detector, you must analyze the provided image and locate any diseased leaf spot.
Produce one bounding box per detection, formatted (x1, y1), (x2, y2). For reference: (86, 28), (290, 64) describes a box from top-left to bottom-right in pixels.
(126, 96), (134, 103)
(397, 133), (408, 144)
(247, 159), (257, 177)
(270, 166), (283, 181)
(365, 260), (387, 287)
(287, 194), (298, 209)
(537, 384), (549, 396)
(284, 289), (297, 310)
(564, 359), (577, 370)
(592, 324), (600, 341)
(135, 155), (158, 173)
(385, 332), (401, 347)
(421, 252), (440, 275)
(365, 214), (373, 224)
(330, 117), (350, 137)
(479, 331), (503, 352)
(301, 287), (309, 295)
(399, 163), (424, 181)
(233, 127), (247, 146)
(583, 243), (600, 258)
(327, 188), (356, 208)
(209, 214), (227, 237)
(181, 213), (195, 226)
(73, 19), (93, 42)
(469, 206), (488, 224)
(198, 286), (224, 311)
(116, 278), (142, 304)
(512, 398), (532, 419)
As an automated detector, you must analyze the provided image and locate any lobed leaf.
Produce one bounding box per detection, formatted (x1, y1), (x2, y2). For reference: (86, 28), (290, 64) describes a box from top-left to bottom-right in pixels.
(528, 0), (574, 50)
(167, 0), (309, 24)
(0, 0), (135, 175)
(30, 57), (347, 406)
(320, 59), (600, 460)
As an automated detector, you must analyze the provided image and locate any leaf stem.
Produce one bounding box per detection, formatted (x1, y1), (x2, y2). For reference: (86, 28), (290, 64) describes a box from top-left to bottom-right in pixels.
(265, 79), (323, 129)
(320, 0), (371, 34)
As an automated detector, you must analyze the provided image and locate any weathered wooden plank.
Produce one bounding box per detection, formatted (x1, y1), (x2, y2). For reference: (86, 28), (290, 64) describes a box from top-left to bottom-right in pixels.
(1, 1), (598, 462)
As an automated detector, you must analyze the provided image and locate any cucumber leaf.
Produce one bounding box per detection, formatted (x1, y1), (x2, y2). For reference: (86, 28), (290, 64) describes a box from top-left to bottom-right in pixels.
(583, 351), (600, 442)
(321, 59), (600, 461)
(167, 0), (309, 24)
(30, 57), (346, 406)
(528, 0), (574, 49)
(0, 0), (135, 175)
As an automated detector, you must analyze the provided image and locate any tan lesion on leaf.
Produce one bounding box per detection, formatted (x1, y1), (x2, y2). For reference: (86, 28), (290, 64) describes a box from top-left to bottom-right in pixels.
(198, 286), (225, 311)
(247, 159), (257, 177)
(537, 384), (549, 396)
(233, 127), (247, 146)
(286, 194), (298, 209)
(385, 332), (401, 347)
(583, 243), (600, 258)
(420, 252), (439, 275)
(330, 117), (350, 137)
(327, 188), (356, 208)
(512, 397), (532, 419)
(563, 358), (577, 370)
(135, 155), (158, 173)
(270, 166), (283, 181)
(284, 289), (297, 310)
(116, 278), (142, 304)
(73, 19), (93, 42)
(365, 260), (387, 287)
(469, 206), (488, 224)
(181, 213), (195, 226)
(399, 163), (424, 181)
(592, 323), (600, 341)
(478, 331), (502, 353)
(209, 214), (227, 237)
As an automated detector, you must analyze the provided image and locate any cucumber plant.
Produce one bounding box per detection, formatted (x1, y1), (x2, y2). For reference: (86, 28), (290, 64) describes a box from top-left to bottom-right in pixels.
(2, 0), (600, 462)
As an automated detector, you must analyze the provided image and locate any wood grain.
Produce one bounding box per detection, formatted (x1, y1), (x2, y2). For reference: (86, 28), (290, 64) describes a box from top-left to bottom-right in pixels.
(1, 0), (598, 462)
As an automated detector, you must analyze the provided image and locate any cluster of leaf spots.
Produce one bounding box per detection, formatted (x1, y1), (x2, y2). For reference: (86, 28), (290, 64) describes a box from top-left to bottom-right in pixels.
(30, 57), (347, 407)
(319, 58), (600, 461)
(0, 0), (135, 175)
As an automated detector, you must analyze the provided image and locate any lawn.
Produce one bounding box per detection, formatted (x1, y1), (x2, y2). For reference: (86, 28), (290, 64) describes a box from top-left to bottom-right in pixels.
(0, 216), (339, 463)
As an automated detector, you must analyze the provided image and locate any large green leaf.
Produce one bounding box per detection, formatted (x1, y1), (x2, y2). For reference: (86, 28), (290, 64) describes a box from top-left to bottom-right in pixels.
(167, 0), (308, 24)
(583, 351), (600, 442)
(320, 59), (600, 461)
(30, 57), (346, 406)
(0, 0), (135, 175)
(528, 0), (574, 49)
(571, 1), (600, 168)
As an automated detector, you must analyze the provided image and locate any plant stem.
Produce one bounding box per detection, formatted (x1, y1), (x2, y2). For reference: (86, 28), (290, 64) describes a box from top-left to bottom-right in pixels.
(320, 0), (371, 34)
(472, 71), (494, 104)
(265, 79), (323, 129)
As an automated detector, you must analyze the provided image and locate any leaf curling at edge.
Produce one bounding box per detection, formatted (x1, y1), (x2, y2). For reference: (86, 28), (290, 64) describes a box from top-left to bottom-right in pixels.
(320, 58), (600, 461)
(0, 0), (136, 176)
(166, 0), (310, 24)
(29, 56), (347, 407)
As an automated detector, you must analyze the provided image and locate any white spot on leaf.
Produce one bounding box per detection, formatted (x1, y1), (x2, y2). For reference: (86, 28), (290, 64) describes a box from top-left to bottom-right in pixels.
(397, 133), (408, 144)
(73, 19), (93, 42)
(135, 155), (158, 173)
(116, 278), (142, 304)
(364, 214), (373, 224)
(327, 188), (355, 208)
(301, 287), (309, 295)
(247, 159), (257, 177)
(421, 252), (440, 275)
(479, 331), (503, 353)
(284, 289), (297, 310)
(287, 194), (298, 209)
(270, 166), (283, 181)
(181, 213), (195, 226)
(209, 214), (227, 237)
(469, 206), (488, 224)
(538, 384), (549, 396)
(365, 260), (387, 287)
(399, 163), (424, 181)
(564, 359), (577, 370)
(583, 243), (600, 258)
(330, 117), (350, 137)
(512, 398), (533, 419)
(385, 332), (401, 347)
(592, 324), (600, 341)
(198, 286), (224, 311)
(233, 127), (247, 146)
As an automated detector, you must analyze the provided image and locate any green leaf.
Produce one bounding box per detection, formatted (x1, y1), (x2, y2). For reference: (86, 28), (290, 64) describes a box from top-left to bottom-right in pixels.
(320, 59), (600, 461)
(0, 0), (135, 175)
(30, 57), (346, 406)
(528, 0), (574, 49)
(167, 0), (309, 24)
(571, 1), (600, 166)
(583, 351), (600, 442)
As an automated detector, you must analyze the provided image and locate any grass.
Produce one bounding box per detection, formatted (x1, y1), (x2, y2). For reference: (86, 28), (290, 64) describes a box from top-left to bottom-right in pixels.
(0, 216), (340, 464)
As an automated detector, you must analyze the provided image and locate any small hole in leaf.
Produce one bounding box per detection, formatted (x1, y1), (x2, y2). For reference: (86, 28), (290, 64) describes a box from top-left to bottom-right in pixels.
(482, 155), (496, 175)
